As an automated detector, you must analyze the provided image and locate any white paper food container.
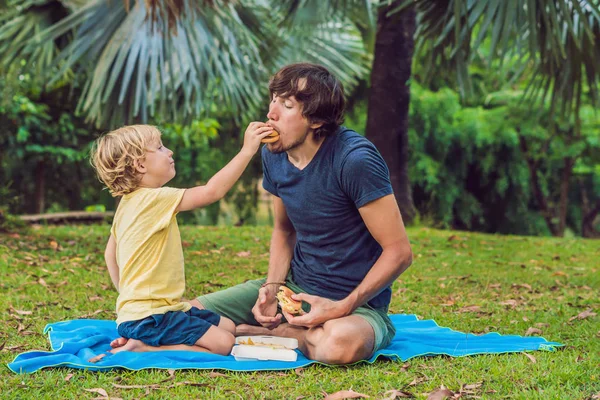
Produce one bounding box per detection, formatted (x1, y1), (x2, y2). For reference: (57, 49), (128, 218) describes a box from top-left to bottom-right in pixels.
(231, 336), (299, 362)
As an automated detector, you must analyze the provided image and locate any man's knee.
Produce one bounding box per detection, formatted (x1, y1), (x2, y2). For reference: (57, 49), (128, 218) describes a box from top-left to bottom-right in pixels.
(307, 323), (374, 365)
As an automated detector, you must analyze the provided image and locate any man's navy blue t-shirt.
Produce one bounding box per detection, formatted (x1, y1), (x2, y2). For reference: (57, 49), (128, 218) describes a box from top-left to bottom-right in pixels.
(261, 127), (394, 309)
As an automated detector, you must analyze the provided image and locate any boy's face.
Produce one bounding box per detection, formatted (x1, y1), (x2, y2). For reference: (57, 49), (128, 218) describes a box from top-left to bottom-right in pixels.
(139, 140), (176, 187)
(266, 92), (321, 154)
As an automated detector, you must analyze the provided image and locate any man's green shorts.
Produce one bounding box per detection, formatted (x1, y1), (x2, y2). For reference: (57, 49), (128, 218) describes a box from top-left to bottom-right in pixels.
(196, 278), (396, 356)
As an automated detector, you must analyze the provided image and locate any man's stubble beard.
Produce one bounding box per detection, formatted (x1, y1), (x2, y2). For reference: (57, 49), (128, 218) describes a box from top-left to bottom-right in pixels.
(268, 131), (309, 154)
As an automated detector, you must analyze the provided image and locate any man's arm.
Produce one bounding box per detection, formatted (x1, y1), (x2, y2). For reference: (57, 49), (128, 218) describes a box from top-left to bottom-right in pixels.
(287, 194), (412, 327)
(266, 196), (296, 284)
(251, 195), (297, 328)
(341, 194), (412, 311)
(105, 234), (120, 292)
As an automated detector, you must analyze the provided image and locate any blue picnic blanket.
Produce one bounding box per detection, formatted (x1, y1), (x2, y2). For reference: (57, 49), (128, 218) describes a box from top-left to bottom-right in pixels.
(7, 314), (563, 374)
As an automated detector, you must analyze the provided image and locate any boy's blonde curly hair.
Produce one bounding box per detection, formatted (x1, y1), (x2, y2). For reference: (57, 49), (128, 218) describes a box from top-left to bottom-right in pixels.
(90, 125), (161, 197)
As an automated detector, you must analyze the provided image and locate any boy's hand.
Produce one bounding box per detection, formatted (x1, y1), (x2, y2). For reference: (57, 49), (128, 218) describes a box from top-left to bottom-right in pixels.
(242, 122), (274, 155)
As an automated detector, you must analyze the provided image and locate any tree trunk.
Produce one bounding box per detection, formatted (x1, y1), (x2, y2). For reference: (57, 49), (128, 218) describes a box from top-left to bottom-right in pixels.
(518, 134), (560, 236)
(366, 1), (417, 223)
(556, 157), (574, 236)
(581, 183), (600, 238)
(34, 159), (46, 214)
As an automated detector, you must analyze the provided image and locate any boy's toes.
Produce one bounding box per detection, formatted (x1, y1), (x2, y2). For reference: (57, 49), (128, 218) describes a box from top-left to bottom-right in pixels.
(110, 337), (128, 348)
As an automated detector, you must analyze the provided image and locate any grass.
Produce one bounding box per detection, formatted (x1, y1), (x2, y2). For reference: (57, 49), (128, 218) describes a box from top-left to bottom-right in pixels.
(0, 225), (598, 399)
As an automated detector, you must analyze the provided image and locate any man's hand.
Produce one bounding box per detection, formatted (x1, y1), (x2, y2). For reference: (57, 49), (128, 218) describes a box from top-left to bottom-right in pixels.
(283, 293), (350, 329)
(251, 286), (283, 329)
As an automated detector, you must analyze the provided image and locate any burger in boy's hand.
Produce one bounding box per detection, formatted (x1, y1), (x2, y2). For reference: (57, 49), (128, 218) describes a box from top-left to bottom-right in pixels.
(276, 286), (304, 316)
(261, 130), (280, 143)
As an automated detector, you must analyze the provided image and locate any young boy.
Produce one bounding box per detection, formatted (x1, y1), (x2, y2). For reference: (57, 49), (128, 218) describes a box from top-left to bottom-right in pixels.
(90, 123), (274, 355)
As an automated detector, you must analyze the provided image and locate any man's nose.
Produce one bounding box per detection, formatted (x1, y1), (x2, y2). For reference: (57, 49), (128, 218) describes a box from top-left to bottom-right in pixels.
(267, 104), (278, 121)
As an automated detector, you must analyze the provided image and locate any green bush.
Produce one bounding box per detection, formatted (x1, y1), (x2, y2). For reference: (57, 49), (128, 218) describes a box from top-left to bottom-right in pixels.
(408, 83), (600, 236)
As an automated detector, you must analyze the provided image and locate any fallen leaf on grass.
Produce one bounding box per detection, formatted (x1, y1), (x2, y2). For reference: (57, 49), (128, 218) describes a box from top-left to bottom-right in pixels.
(0, 341), (5, 351)
(407, 377), (426, 386)
(512, 283), (532, 291)
(499, 300), (518, 307)
(522, 352), (536, 363)
(488, 283), (502, 289)
(161, 369), (176, 382)
(461, 382), (482, 391)
(426, 386), (454, 400)
(113, 383), (160, 390)
(294, 367), (305, 377)
(383, 389), (414, 399)
(525, 327), (542, 336)
(172, 381), (210, 388)
(591, 392), (600, 399)
(535, 323), (550, 328)
(569, 309), (596, 322)
(9, 306), (32, 315)
(235, 251), (251, 257)
(457, 305), (481, 313)
(88, 354), (106, 363)
(38, 278), (48, 287)
(64, 373), (74, 381)
(324, 390), (369, 400)
(49, 240), (59, 251)
(208, 371), (228, 378)
(79, 309), (106, 319)
(83, 388), (108, 397)
(552, 271), (568, 277)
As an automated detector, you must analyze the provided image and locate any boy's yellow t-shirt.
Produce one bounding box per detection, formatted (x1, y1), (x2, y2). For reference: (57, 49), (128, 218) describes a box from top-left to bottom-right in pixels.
(111, 187), (191, 325)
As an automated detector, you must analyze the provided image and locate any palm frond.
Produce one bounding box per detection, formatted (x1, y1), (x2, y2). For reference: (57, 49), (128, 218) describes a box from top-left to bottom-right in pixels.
(1, 0), (371, 128)
(0, 1), (68, 80)
(393, 0), (600, 120)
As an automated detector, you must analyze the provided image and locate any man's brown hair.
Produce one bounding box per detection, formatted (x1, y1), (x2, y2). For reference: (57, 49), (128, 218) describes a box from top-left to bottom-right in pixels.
(269, 63), (345, 138)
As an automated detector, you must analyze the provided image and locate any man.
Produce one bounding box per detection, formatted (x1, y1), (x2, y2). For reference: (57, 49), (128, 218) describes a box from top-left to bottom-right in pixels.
(189, 63), (412, 364)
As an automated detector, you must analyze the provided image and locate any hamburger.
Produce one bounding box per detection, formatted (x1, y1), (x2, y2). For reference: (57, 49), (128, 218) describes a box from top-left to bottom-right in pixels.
(261, 130), (280, 143)
(276, 286), (304, 315)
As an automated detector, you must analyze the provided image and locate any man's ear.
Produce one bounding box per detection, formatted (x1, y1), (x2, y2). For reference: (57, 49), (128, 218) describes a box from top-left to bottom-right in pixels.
(134, 158), (146, 174)
(309, 121), (323, 130)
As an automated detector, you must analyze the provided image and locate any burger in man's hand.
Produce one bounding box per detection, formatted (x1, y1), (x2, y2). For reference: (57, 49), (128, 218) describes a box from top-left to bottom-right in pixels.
(276, 286), (304, 316)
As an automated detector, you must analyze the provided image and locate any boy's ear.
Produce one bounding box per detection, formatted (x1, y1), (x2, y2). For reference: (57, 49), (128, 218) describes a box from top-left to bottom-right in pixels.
(134, 158), (146, 174)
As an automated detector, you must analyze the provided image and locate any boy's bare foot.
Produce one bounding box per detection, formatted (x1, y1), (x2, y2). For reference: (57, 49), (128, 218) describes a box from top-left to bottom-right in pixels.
(109, 338), (150, 353)
(110, 337), (128, 349)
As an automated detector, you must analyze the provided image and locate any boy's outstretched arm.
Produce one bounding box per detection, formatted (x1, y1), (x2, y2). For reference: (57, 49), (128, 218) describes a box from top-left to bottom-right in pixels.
(177, 122), (273, 212)
(105, 234), (119, 292)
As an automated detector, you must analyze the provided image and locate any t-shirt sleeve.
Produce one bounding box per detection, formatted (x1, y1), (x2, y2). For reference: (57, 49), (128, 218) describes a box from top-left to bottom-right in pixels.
(261, 146), (278, 196)
(147, 187), (186, 231)
(340, 144), (393, 208)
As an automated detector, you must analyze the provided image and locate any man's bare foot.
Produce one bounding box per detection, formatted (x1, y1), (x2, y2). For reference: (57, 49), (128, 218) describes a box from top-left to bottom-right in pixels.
(110, 337), (128, 349)
(236, 323), (307, 339)
(236, 324), (273, 336)
(109, 338), (150, 353)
